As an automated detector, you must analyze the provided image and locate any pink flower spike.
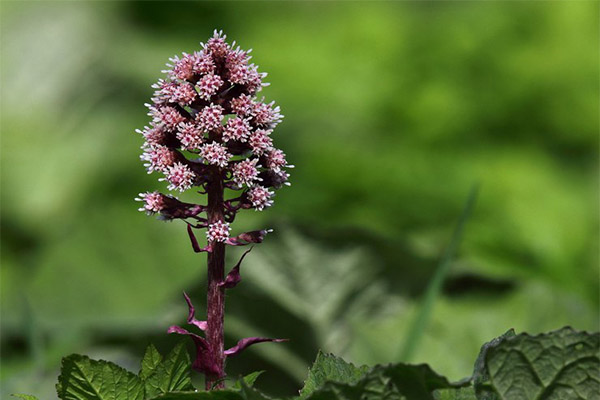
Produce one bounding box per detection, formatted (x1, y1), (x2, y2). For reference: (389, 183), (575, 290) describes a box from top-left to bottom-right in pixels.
(200, 143), (231, 167)
(206, 220), (231, 243)
(183, 292), (207, 331)
(197, 73), (224, 100)
(224, 337), (288, 357)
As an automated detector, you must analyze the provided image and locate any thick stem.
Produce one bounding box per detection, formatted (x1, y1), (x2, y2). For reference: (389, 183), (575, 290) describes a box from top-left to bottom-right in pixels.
(205, 166), (226, 390)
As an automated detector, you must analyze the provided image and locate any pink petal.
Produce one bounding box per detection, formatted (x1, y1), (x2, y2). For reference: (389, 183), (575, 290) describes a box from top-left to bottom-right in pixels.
(183, 292), (207, 331)
(218, 248), (252, 289)
(224, 337), (288, 357)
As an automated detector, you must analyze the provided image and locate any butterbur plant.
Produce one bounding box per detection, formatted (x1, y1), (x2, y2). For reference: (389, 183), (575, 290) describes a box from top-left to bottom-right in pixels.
(23, 30), (597, 400)
(135, 30), (291, 389)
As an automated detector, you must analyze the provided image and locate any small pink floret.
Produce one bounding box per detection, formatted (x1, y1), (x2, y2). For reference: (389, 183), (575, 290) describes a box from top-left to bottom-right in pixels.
(248, 129), (273, 155)
(176, 122), (204, 150)
(165, 162), (195, 192)
(200, 143), (231, 167)
(206, 220), (231, 242)
(265, 149), (287, 172)
(232, 158), (261, 186)
(136, 191), (165, 214)
(141, 145), (177, 173)
(197, 73), (224, 100)
(196, 104), (224, 132)
(230, 94), (254, 117)
(223, 117), (251, 142)
(248, 186), (274, 211)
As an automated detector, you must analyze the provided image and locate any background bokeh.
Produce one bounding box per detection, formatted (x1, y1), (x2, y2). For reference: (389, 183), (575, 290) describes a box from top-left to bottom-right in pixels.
(1, 1), (598, 398)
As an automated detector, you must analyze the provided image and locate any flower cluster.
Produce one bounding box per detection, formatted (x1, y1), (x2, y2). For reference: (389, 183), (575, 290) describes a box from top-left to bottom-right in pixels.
(136, 30), (292, 245)
(137, 31), (290, 388)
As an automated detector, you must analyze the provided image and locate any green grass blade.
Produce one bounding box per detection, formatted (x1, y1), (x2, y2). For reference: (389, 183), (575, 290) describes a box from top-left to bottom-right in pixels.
(399, 184), (480, 362)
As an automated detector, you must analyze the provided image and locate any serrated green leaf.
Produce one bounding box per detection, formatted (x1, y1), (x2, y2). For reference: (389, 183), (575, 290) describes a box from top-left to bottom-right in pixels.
(303, 357), (468, 400)
(140, 344), (163, 380)
(144, 342), (194, 398)
(299, 351), (369, 398)
(11, 394), (39, 400)
(147, 390), (244, 400)
(56, 354), (144, 400)
(232, 371), (265, 390)
(473, 327), (600, 400)
(238, 382), (275, 400)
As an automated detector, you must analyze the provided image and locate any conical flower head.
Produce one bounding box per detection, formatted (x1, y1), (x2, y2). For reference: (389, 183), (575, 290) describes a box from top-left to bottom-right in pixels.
(135, 29), (291, 230)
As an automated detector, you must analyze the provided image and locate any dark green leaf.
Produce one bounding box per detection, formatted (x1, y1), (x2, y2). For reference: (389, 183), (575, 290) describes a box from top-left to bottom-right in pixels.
(299, 351), (369, 398)
(232, 371), (265, 390)
(473, 327), (600, 400)
(144, 342), (194, 398)
(56, 354), (144, 400)
(147, 391), (244, 400)
(433, 387), (477, 400)
(140, 344), (163, 380)
(304, 359), (468, 400)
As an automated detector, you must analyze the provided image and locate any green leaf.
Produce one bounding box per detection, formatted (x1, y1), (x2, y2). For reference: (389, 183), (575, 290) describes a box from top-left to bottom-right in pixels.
(140, 344), (163, 380)
(299, 351), (369, 398)
(11, 394), (39, 400)
(433, 387), (477, 400)
(232, 371), (265, 390)
(147, 391), (244, 400)
(473, 326), (600, 400)
(56, 354), (144, 400)
(303, 357), (468, 400)
(145, 385), (273, 400)
(144, 342), (194, 398)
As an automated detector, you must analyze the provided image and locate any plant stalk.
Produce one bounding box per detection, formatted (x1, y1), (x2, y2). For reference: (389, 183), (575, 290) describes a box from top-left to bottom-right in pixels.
(206, 166), (226, 390)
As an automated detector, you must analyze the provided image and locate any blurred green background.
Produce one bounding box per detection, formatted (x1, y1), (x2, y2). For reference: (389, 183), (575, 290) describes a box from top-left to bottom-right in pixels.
(1, 1), (598, 398)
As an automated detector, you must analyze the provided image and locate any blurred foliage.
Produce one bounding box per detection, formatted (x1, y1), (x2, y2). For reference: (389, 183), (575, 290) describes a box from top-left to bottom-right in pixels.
(1, 1), (598, 399)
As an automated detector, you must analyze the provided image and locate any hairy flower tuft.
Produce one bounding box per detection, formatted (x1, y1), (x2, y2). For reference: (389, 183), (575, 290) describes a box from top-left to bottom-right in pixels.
(206, 220), (231, 242)
(197, 73), (224, 101)
(177, 122), (204, 151)
(247, 186), (274, 211)
(232, 158), (261, 187)
(141, 145), (177, 173)
(136, 191), (166, 214)
(164, 162), (195, 192)
(223, 117), (251, 142)
(196, 104), (224, 132)
(230, 94), (254, 117)
(200, 143), (231, 167)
